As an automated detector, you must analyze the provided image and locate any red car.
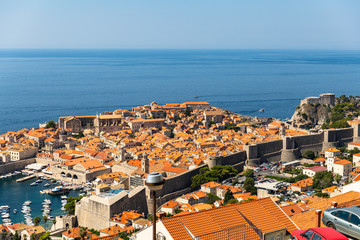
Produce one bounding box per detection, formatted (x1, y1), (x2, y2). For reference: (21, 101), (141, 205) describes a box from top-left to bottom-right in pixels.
(291, 227), (348, 240)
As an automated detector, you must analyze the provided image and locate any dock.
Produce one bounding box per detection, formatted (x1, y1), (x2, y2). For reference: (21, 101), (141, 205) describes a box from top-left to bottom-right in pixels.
(16, 174), (36, 182)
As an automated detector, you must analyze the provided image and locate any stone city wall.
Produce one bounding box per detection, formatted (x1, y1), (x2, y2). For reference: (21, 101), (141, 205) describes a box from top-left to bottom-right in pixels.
(0, 158), (36, 175)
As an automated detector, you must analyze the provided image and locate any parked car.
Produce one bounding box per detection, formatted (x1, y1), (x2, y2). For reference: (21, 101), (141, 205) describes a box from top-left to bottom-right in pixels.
(322, 206), (360, 239)
(291, 227), (348, 240)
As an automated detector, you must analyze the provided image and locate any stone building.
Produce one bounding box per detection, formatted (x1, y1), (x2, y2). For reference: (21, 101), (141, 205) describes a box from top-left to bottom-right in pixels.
(300, 93), (335, 106)
(128, 118), (165, 132)
(8, 146), (38, 161)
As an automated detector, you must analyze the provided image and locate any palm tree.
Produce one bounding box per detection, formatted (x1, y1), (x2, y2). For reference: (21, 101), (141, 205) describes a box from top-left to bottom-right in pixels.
(43, 215), (48, 231)
(34, 216), (41, 226)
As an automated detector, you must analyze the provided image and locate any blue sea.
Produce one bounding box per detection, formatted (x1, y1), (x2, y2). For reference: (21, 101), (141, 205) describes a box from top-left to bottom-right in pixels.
(0, 175), (79, 227)
(1, 49), (360, 134)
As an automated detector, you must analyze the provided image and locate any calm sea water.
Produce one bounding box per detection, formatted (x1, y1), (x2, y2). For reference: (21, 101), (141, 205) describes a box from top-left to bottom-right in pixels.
(0, 175), (79, 226)
(0, 49), (360, 134)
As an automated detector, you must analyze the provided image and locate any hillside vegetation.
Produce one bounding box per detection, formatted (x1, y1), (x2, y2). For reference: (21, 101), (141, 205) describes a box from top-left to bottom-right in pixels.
(291, 95), (360, 130)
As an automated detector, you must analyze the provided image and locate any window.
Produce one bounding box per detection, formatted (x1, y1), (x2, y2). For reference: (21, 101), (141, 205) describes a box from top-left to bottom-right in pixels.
(303, 230), (314, 240)
(336, 210), (350, 221)
(312, 233), (322, 240)
(331, 211), (339, 216)
(350, 214), (360, 225)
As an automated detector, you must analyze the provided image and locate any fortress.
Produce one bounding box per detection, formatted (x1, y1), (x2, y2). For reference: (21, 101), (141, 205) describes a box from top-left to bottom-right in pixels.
(300, 93), (335, 106)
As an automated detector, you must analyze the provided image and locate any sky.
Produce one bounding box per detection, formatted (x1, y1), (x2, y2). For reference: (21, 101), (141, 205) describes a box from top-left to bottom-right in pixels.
(0, 0), (360, 49)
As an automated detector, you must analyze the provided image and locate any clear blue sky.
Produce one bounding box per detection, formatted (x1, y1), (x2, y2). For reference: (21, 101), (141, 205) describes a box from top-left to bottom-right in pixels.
(0, 0), (359, 49)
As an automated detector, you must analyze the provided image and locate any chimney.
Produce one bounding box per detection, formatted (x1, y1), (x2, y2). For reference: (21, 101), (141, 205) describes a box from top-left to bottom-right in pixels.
(331, 201), (338, 208)
(315, 210), (322, 227)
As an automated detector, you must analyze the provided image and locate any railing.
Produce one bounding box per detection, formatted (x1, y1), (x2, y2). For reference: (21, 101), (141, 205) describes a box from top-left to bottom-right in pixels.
(195, 224), (263, 240)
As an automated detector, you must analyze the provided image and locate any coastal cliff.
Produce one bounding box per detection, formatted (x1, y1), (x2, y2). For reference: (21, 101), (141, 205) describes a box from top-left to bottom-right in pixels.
(291, 94), (360, 130)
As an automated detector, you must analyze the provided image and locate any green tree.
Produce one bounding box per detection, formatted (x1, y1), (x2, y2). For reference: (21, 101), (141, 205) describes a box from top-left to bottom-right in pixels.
(226, 198), (238, 205)
(43, 215), (48, 231)
(185, 108), (192, 117)
(206, 193), (221, 204)
(244, 169), (254, 178)
(1, 232), (7, 240)
(118, 232), (130, 240)
(313, 171), (334, 190)
(46, 120), (56, 129)
(39, 232), (51, 240)
(64, 196), (84, 215)
(191, 165), (237, 189)
(73, 131), (85, 139)
(31, 233), (36, 240)
(79, 227), (87, 240)
(224, 189), (235, 204)
(52, 219), (56, 226)
(302, 150), (315, 160)
(243, 177), (257, 195)
(34, 216), (41, 226)
(13, 231), (20, 240)
(335, 174), (342, 184)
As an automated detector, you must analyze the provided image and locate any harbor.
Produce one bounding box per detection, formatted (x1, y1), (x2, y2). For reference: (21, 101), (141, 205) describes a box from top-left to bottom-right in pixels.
(0, 172), (84, 227)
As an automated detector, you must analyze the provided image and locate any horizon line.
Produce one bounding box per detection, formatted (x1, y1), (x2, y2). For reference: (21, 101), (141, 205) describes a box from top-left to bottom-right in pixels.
(1, 48), (360, 51)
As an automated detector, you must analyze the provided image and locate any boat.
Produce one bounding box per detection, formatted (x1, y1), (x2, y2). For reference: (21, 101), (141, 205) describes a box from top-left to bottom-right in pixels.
(44, 183), (50, 187)
(35, 179), (43, 183)
(73, 185), (83, 191)
(194, 96), (199, 98)
(48, 186), (70, 195)
(259, 108), (265, 112)
(61, 207), (66, 211)
(61, 195), (68, 199)
(24, 201), (32, 205)
(30, 182), (38, 186)
(13, 209), (17, 214)
(43, 199), (51, 204)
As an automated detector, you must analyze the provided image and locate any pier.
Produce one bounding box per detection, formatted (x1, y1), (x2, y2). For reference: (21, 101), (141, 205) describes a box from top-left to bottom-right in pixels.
(16, 174), (36, 182)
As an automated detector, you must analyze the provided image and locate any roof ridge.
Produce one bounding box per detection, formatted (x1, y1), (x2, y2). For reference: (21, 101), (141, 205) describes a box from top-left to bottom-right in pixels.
(270, 197), (300, 231)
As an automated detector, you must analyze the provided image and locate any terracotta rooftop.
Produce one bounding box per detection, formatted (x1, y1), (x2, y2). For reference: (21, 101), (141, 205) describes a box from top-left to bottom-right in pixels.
(159, 197), (298, 239)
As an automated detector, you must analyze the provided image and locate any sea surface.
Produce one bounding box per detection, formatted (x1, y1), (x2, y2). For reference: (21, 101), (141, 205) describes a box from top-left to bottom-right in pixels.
(0, 174), (79, 227)
(1, 49), (360, 134)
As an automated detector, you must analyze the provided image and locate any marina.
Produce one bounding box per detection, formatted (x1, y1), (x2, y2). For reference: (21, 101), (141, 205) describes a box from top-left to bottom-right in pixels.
(0, 173), (83, 226)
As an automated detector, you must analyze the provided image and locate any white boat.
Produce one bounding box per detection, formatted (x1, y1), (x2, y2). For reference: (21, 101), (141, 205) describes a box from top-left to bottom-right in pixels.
(24, 201), (32, 205)
(44, 183), (50, 187)
(61, 207), (66, 211)
(13, 209), (17, 214)
(0, 205), (10, 209)
(30, 182), (38, 186)
(61, 195), (68, 199)
(43, 199), (51, 204)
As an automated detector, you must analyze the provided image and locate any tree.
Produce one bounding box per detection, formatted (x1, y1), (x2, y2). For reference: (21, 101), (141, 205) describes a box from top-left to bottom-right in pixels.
(206, 193), (221, 204)
(313, 171), (334, 190)
(244, 169), (254, 178)
(243, 177), (257, 195)
(46, 120), (56, 129)
(224, 189), (235, 204)
(34, 216), (41, 226)
(335, 174), (342, 184)
(79, 227), (87, 240)
(52, 219), (57, 226)
(13, 231), (20, 240)
(226, 198), (238, 205)
(31, 233), (36, 240)
(191, 165), (238, 188)
(39, 232), (51, 240)
(185, 108), (192, 117)
(118, 232), (130, 240)
(64, 196), (83, 215)
(43, 215), (48, 231)
(1, 232), (7, 240)
(302, 150), (315, 160)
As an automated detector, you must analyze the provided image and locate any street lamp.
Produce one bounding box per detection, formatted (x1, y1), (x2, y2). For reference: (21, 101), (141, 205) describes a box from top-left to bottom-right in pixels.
(145, 172), (165, 240)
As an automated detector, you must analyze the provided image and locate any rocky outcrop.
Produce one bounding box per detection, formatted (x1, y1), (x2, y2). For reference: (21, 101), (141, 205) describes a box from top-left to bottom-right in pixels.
(291, 103), (331, 129)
